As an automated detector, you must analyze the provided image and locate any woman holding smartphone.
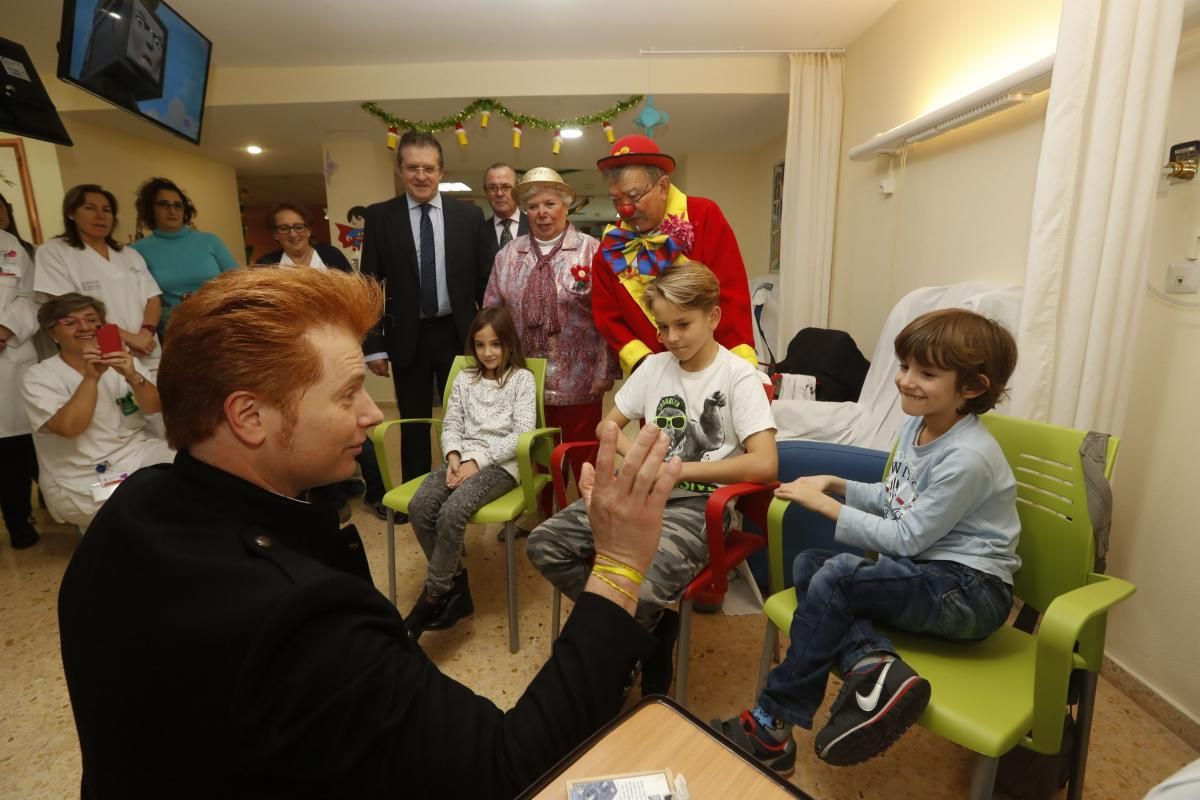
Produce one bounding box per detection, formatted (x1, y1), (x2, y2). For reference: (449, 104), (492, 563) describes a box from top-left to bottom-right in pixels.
(21, 293), (173, 532)
(35, 185), (163, 372)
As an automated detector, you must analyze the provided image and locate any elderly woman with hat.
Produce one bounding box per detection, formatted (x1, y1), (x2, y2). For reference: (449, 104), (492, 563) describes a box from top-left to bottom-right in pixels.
(591, 135), (758, 375)
(483, 167), (620, 462)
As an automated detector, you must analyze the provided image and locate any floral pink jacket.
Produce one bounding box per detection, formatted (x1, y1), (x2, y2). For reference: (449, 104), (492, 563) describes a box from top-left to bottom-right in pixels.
(483, 225), (621, 406)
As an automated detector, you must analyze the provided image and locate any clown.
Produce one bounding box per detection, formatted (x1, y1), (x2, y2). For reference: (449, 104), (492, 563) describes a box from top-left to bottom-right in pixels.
(591, 135), (757, 374)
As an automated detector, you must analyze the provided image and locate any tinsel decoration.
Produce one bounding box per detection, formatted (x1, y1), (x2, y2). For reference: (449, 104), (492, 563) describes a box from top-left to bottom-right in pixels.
(602, 120), (615, 144)
(454, 122), (468, 147)
(552, 129), (562, 155)
(512, 122), (522, 150)
(361, 95), (644, 134)
(386, 125), (399, 150)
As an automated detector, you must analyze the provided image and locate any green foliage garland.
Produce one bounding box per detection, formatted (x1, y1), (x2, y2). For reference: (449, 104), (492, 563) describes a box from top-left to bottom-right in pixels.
(361, 96), (645, 133)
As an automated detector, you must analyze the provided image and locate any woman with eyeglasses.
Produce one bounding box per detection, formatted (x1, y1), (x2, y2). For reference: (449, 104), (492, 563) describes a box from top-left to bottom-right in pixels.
(130, 177), (240, 334)
(20, 293), (173, 532)
(257, 202), (352, 271)
(35, 184), (164, 369)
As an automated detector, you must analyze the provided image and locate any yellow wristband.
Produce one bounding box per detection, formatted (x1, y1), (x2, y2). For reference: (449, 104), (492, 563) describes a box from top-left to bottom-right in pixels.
(592, 571), (639, 604)
(595, 553), (643, 575)
(592, 563), (644, 586)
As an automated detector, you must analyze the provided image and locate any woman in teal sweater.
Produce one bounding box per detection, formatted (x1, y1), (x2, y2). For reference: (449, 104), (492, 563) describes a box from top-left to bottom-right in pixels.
(130, 177), (240, 334)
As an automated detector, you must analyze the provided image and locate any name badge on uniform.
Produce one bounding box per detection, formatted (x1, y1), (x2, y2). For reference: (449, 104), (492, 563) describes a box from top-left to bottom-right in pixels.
(90, 474), (127, 503)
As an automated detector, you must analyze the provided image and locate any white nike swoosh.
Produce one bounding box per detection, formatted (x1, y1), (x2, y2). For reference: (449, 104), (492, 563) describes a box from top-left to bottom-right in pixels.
(856, 660), (893, 713)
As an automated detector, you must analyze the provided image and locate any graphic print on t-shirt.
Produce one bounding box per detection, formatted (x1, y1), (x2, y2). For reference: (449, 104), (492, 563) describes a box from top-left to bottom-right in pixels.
(655, 392), (727, 462)
(883, 458), (918, 520)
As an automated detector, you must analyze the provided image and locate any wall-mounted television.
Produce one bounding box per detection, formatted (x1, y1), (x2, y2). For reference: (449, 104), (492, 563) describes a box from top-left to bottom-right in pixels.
(57, 0), (212, 144)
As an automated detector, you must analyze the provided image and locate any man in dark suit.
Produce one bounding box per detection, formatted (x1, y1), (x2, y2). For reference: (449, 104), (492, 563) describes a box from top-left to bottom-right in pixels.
(483, 162), (528, 247)
(361, 131), (497, 492)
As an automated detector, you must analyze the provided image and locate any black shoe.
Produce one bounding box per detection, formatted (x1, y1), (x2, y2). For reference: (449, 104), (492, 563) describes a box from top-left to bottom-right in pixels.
(368, 502), (388, 520)
(424, 570), (474, 631)
(404, 592), (446, 642)
(390, 511), (409, 524)
(640, 609), (679, 696)
(814, 657), (930, 766)
(711, 711), (797, 778)
(345, 478), (367, 497)
(9, 518), (40, 550)
(497, 526), (532, 542)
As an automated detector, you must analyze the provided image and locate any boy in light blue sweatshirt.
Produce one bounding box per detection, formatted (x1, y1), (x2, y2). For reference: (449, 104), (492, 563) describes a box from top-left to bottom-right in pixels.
(714, 308), (1020, 777)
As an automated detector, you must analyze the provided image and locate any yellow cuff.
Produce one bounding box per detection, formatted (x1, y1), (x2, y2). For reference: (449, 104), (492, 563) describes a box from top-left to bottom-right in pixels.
(731, 343), (759, 369)
(619, 339), (655, 375)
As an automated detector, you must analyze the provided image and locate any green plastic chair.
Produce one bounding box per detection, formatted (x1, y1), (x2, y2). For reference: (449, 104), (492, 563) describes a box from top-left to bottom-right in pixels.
(756, 413), (1134, 800)
(370, 356), (558, 653)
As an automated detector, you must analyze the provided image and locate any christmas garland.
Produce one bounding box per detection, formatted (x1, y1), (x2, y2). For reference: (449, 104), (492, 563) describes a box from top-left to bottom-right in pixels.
(361, 96), (644, 133)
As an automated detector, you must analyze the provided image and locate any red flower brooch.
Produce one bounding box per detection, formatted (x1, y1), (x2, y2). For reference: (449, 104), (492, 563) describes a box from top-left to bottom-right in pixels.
(660, 215), (695, 255)
(570, 264), (591, 290)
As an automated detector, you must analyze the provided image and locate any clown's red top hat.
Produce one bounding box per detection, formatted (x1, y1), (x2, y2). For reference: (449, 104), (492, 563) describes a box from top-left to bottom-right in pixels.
(596, 134), (676, 174)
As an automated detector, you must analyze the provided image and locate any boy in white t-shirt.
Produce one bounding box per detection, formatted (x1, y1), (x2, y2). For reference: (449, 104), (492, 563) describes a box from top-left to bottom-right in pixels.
(528, 262), (777, 695)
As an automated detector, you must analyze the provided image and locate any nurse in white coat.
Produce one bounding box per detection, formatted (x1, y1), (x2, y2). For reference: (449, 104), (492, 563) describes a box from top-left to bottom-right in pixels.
(34, 185), (162, 371)
(0, 228), (42, 548)
(21, 293), (174, 531)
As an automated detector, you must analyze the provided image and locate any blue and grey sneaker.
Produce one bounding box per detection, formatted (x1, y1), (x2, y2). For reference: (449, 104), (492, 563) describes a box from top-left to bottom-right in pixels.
(711, 710), (797, 778)
(814, 657), (930, 766)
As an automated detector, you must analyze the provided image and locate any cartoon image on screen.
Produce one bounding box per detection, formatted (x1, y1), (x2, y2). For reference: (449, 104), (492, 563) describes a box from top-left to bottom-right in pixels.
(80, 0), (167, 107)
(61, 0), (211, 143)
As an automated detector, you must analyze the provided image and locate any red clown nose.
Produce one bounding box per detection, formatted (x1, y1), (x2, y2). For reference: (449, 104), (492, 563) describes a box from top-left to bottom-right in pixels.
(618, 203), (637, 219)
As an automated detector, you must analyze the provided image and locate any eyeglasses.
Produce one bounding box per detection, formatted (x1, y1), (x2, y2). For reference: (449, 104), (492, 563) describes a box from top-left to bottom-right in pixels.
(609, 184), (656, 208)
(485, 183), (514, 195)
(154, 200), (185, 211)
(401, 165), (441, 176)
(654, 415), (687, 430)
(274, 224), (309, 234)
(55, 315), (101, 330)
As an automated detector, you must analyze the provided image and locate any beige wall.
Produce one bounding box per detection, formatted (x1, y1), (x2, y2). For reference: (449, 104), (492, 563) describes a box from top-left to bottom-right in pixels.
(5, 136), (65, 246)
(1104, 28), (1200, 722)
(829, 0), (1061, 350)
(680, 132), (786, 278)
(54, 119), (245, 261)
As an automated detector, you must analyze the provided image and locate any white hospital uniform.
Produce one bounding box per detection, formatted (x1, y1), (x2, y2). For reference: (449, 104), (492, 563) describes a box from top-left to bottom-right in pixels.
(0, 230), (39, 438)
(21, 355), (174, 530)
(34, 237), (163, 371)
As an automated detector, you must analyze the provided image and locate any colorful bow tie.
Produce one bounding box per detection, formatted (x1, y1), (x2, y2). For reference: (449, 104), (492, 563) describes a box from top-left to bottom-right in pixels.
(599, 226), (684, 277)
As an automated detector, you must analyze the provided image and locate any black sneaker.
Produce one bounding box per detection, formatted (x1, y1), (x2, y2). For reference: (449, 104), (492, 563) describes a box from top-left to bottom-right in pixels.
(814, 657), (930, 766)
(711, 711), (797, 778)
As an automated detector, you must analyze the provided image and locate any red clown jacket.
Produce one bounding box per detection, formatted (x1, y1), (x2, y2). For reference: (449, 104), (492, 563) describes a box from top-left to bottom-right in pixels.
(590, 186), (758, 374)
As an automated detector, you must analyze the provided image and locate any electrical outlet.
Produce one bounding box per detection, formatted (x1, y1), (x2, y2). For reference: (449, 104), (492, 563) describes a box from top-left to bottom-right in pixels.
(1166, 261), (1200, 294)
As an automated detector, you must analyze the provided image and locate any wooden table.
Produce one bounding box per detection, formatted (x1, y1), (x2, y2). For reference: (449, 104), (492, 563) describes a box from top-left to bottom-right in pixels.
(522, 697), (810, 799)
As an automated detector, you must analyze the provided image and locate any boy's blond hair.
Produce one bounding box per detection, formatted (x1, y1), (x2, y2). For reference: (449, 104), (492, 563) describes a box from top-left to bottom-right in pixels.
(894, 308), (1018, 415)
(642, 261), (720, 312)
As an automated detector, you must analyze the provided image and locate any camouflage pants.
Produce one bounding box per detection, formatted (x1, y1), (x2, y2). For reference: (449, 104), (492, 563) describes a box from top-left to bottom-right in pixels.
(527, 490), (721, 630)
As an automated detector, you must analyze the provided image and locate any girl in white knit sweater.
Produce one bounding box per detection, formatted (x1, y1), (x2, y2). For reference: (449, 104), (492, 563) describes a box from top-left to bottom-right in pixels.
(405, 305), (536, 640)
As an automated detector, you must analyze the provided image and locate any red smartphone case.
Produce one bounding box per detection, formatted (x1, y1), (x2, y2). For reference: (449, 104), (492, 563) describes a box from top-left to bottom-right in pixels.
(96, 324), (123, 354)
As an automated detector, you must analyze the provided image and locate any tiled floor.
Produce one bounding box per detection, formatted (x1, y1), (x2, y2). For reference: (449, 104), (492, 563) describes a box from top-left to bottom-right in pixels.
(1, 501), (1195, 799)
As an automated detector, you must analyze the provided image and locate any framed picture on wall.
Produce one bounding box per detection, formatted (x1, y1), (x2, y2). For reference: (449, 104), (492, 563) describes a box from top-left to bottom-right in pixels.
(769, 161), (784, 272)
(0, 138), (43, 244)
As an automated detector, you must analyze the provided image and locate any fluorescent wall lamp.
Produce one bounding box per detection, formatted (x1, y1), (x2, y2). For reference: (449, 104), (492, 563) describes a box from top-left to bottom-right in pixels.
(848, 54), (1055, 160)
(438, 182), (471, 192)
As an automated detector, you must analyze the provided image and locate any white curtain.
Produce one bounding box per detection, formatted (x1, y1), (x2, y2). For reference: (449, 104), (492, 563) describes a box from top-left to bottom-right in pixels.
(1009, 0), (1184, 432)
(776, 52), (844, 353)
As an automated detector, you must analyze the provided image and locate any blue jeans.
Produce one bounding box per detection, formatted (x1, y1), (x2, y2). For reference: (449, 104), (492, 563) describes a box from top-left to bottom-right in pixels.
(758, 551), (1012, 728)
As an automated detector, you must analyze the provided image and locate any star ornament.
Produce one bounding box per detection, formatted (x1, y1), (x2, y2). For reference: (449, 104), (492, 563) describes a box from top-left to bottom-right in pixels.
(633, 96), (670, 139)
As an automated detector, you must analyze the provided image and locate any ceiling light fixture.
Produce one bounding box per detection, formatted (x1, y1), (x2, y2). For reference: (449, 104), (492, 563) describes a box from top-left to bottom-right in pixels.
(438, 182), (471, 192)
(245, 145), (263, 155)
(560, 128), (584, 139)
(848, 54), (1054, 160)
